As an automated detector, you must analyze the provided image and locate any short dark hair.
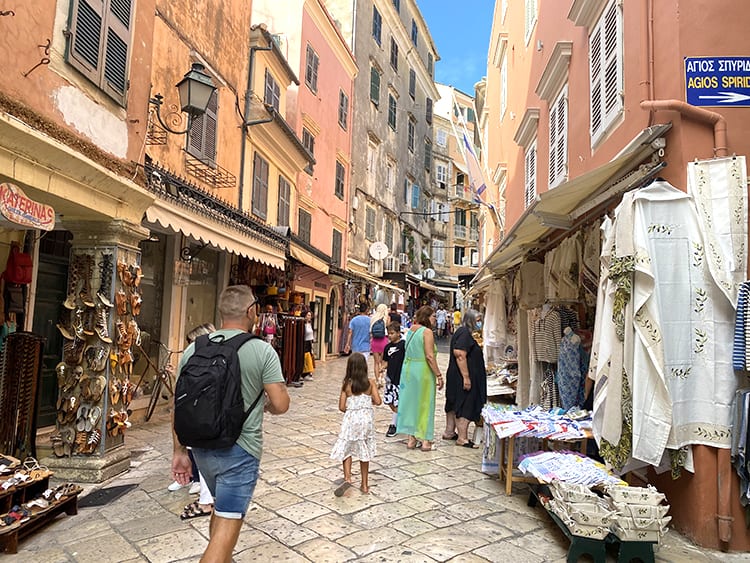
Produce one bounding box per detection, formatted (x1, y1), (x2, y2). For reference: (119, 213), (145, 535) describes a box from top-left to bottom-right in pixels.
(359, 302), (369, 313)
(390, 303), (397, 311)
(388, 322), (401, 333)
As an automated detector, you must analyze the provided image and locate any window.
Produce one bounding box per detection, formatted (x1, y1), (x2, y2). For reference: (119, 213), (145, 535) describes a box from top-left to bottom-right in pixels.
(407, 116), (416, 151)
(187, 90), (218, 163)
(500, 52), (508, 118)
(411, 19), (418, 46)
(525, 0), (538, 44)
(455, 208), (466, 226)
(264, 69), (280, 111)
(403, 178), (410, 204)
(590, 0), (623, 143)
(67, 0), (133, 105)
(338, 90), (348, 129)
(278, 175), (290, 226)
(408, 68), (416, 99)
(425, 98), (433, 124)
(457, 172), (465, 186)
(466, 107), (476, 123)
(298, 208), (312, 243)
(302, 128), (315, 174)
(471, 250), (479, 267)
(365, 206), (376, 241)
(367, 140), (378, 171)
(251, 152), (269, 219)
(392, 0), (400, 13)
(305, 45), (319, 93)
(388, 94), (397, 130)
(386, 161), (394, 191)
(370, 66), (381, 105)
(524, 140), (537, 208)
(436, 128), (448, 147)
(411, 184), (420, 209)
(454, 246), (466, 266)
(432, 240), (445, 265)
(331, 229), (342, 267)
(427, 53), (434, 78)
(372, 6), (382, 45)
(424, 139), (432, 172)
(390, 38), (399, 70)
(335, 160), (345, 199)
(385, 220), (393, 252)
(436, 164), (447, 186)
(439, 202), (450, 223)
(549, 86), (568, 188)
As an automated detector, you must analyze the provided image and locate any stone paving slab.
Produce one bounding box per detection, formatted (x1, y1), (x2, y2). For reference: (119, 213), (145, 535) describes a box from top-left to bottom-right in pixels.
(9, 353), (746, 562)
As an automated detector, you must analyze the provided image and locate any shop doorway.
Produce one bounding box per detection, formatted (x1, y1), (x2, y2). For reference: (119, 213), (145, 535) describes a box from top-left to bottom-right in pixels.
(326, 288), (337, 355)
(314, 295), (324, 359)
(32, 230), (72, 428)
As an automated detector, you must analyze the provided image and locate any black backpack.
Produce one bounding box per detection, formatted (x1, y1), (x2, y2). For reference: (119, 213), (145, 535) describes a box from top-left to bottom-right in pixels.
(174, 332), (263, 449)
(371, 319), (386, 338)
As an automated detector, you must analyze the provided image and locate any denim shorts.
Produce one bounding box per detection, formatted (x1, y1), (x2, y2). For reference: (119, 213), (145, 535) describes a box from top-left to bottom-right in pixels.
(191, 443), (260, 519)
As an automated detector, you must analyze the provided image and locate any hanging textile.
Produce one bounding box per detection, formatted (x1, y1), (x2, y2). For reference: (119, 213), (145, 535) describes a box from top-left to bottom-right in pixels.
(592, 181), (741, 468)
(581, 219), (602, 307)
(518, 261), (545, 309)
(557, 328), (588, 410)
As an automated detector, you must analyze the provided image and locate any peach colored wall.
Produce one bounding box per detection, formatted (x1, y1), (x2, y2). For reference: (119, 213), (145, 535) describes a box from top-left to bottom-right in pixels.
(147, 0), (252, 204)
(0, 0), (154, 163)
(295, 7), (354, 258)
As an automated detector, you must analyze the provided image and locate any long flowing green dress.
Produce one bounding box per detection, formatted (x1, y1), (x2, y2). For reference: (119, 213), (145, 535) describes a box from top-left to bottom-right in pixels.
(396, 326), (437, 441)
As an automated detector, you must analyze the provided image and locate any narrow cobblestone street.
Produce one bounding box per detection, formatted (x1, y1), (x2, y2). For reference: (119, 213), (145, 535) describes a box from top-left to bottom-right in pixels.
(8, 349), (747, 562)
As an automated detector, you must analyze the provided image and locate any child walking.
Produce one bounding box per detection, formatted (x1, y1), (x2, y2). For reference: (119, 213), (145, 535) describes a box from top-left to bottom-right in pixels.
(381, 322), (405, 438)
(330, 353), (381, 496)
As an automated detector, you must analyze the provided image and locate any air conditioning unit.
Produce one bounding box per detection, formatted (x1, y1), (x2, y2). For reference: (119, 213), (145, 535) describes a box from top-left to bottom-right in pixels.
(384, 255), (399, 271)
(368, 259), (383, 276)
(398, 252), (409, 264)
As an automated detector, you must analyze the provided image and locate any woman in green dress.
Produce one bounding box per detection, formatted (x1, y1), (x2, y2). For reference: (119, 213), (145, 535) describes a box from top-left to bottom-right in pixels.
(396, 306), (444, 451)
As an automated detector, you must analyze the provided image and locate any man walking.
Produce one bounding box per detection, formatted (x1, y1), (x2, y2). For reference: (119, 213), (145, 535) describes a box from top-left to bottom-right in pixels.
(172, 285), (290, 562)
(344, 302), (372, 361)
(436, 304), (448, 339)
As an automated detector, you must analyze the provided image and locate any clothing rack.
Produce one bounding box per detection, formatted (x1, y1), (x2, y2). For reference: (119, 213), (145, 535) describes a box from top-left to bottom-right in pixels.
(280, 316), (305, 385)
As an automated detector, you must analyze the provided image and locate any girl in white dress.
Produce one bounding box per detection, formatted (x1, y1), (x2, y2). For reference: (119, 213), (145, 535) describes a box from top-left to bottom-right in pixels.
(330, 353), (381, 495)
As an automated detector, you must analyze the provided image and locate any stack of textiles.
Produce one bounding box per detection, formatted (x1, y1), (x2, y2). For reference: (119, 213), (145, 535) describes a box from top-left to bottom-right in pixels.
(604, 485), (671, 542)
(518, 450), (625, 487)
(482, 404), (592, 441)
(544, 481), (615, 540)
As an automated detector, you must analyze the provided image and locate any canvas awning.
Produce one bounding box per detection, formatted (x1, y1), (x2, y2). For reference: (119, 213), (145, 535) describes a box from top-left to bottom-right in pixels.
(290, 242), (329, 274)
(145, 200), (286, 269)
(474, 123), (672, 281)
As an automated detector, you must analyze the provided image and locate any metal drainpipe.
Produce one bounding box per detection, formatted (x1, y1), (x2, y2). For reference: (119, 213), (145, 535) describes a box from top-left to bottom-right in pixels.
(238, 43), (273, 209)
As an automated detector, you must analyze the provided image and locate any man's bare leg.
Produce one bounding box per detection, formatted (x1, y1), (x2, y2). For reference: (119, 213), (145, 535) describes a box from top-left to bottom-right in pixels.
(202, 513), (243, 563)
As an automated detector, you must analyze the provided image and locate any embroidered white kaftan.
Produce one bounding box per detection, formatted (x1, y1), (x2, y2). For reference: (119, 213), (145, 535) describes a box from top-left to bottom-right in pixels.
(592, 181), (741, 467)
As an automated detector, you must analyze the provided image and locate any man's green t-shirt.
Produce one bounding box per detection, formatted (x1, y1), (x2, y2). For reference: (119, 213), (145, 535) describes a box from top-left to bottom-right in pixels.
(177, 329), (284, 460)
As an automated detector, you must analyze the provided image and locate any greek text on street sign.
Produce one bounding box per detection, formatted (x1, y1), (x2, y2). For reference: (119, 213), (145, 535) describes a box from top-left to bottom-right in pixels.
(685, 57), (750, 107)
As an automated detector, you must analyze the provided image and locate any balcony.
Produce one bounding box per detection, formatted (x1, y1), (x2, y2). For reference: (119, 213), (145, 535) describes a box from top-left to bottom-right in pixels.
(454, 224), (467, 239)
(452, 184), (471, 202)
(469, 228), (479, 242)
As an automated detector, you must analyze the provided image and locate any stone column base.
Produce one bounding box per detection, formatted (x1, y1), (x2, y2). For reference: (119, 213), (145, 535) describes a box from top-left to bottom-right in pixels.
(41, 447), (131, 483)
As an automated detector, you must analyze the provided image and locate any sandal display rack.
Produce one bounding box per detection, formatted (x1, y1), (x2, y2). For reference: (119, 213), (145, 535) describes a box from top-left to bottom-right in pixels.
(0, 332), (44, 460)
(0, 470), (81, 554)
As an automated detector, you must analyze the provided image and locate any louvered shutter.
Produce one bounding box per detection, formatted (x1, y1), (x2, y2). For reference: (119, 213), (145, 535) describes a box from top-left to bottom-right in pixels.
(590, 25), (603, 137)
(525, 143), (536, 208)
(603, 2), (621, 117)
(203, 91), (218, 163)
(102, 0), (132, 102)
(549, 87), (568, 187)
(370, 67), (380, 104)
(69, 0), (104, 84)
(188, 114), (204, 155)
(590, 0), (622, 142)
(252, 153), (269, 219)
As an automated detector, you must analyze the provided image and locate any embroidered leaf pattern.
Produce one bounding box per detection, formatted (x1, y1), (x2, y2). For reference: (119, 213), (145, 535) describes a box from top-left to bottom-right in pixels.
(670, 366), (691, 379)
(694, 287), (707, 313)
(694, 328), (708, 354)
(692, 242), (704, 268)
(694, 426), (731, 440)
(647, 223), (675, 235)
(635, 312), (661, 343)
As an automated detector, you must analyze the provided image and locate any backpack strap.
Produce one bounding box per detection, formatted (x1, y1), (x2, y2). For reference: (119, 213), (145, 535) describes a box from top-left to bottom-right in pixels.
(223, 332), (265, 421)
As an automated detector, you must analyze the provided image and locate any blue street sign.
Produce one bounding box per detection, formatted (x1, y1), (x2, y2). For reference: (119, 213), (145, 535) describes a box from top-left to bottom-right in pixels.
(685, 57), (750, 107)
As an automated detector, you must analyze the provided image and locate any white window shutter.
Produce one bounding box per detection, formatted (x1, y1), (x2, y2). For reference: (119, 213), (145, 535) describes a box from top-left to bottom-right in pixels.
(524, 142), (536, 208)
(549, 101), (558, 186)
(590, 0), (622, 143)
(590, 26), (603, 137)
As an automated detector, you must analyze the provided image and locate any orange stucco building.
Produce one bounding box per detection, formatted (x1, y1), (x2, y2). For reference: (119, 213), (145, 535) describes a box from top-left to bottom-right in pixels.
(478, 0), (750, 551)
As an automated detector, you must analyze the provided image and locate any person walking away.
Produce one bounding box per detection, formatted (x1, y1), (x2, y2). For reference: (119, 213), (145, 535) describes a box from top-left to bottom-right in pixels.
(171, 285), (290, 563)
(443, 309), (487, 447)
(435, 304), (448, 339)
(388, 303), (401, 324)
(397, 306), (444, 451)
(370, 303), (389, 387)
(382, 322), (405, 438)
(452, 308), (462, 334)
(302, 310), (315, 381)
(344, 302), (372, 361)
(330, 352), (381, 495)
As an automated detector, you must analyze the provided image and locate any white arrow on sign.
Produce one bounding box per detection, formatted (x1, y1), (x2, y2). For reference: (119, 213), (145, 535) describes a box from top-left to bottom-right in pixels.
(697, 91), (750, 104)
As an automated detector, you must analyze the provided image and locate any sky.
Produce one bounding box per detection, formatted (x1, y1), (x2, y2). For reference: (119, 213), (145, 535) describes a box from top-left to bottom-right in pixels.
(419, 0), (496, 95)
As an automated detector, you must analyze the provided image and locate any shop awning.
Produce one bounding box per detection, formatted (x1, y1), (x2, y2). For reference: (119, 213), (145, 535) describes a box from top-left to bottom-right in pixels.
(419, 280), (440, 291)
(352, 269), (404, 294)
(290, 242), (329, 274)
(475, 123), (672, 280)
(145, 200), (286, 269)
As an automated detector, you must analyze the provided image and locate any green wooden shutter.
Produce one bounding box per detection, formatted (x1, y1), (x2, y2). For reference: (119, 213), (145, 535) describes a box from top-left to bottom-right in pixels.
(68, 0), (104, 85)
(102, 0), (132, 102)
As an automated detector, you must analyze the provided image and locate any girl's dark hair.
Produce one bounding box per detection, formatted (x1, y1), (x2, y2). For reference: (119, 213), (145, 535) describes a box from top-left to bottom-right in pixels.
(343, 352), (370, 394)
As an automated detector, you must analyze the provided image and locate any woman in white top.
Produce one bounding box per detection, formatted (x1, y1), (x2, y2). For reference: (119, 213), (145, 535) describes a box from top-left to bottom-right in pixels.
(302, 310), (315, 381)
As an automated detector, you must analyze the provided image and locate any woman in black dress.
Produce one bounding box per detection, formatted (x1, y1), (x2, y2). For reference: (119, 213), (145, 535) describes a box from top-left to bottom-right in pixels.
(443, 309), (487, 447)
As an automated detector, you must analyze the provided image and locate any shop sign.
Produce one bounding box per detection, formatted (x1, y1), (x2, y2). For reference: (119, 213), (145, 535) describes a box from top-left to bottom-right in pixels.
(0, 183), (55, 231)
(685, 56), (750, 106)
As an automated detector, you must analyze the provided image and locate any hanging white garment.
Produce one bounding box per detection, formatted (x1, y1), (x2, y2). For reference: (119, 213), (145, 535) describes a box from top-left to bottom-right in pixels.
(519, 261), (545, 309)
(687, 156), (748, 305)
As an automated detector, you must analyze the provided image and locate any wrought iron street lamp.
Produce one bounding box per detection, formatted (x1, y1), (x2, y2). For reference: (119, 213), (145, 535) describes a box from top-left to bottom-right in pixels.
(149, 62), (217, 135)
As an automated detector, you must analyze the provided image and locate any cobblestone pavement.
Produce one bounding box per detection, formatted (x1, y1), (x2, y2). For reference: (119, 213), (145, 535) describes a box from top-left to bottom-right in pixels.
(8, 346), (748, 562)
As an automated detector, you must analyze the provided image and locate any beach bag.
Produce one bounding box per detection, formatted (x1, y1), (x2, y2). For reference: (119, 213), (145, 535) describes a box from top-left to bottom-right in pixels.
(371, 319), (386, 338)
(174, 333), (263, 448)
